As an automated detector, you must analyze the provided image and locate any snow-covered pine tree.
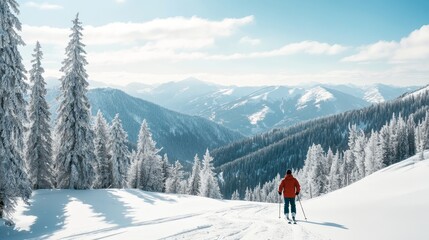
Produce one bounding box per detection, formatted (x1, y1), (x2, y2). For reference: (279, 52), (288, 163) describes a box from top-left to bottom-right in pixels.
(307, 144), (328, 198)
(244, 187), (252, 201)
(109, 114), (130, 188)
(166, 160), (184, 194)
(25, 42), (54, 190)
(298, 144), (327, 198)
(354, 132), (366, 180)
(364, 130), (382, 176)
(128, 150), (139, 188)
(389, 114), (399, 164)
(199, 149), (222, 199)
(187, 154), (201, 195)
(379, 124), (391, 166)
(407, 115), (416, 157)
(93, 110), (111, 189)
(129, 120), (163, 191)
(55, 14), (95, 189)
(0, 0), (32, 219)
(231, 190), (240, 200)
(325, 148), (334, 175)
(396, 115), (409, 161)
(161, 154), (171, 192)
(252, 183), (262, 202)
(415, 114), (428, 160)
(264, 173), (282, 203)
(328, 150), (342, 191)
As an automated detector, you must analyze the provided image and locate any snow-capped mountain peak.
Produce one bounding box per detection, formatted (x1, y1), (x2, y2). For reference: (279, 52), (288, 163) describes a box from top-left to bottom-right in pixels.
(248, 105), (271, 125)
(296, 86), (335, 109)
(363, 87), (385, 103)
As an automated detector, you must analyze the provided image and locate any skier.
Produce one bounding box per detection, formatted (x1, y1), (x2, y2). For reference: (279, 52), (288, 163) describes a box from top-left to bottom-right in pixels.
(278, 169), (300, 223)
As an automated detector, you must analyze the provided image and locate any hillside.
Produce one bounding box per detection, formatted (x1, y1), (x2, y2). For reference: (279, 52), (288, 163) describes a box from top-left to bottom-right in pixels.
(1, 153), (428, 240)
(47, 87), (243, 164)
(212, 87), (429, 197)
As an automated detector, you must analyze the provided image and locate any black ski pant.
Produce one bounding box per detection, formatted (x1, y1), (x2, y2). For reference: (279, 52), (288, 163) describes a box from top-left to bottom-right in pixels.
(283, 197), (296, 215)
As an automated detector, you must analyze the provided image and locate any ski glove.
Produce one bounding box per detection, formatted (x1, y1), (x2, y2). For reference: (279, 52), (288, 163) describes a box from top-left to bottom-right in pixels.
(296, 192), (299, 195)
(278, 191), (282, 195)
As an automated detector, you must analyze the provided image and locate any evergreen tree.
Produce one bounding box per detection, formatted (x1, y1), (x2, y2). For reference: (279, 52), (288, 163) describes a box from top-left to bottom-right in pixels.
(244, 187), (252, 201)
(231, 190), (240, 200)
(396, 115), (408, 161)
(300, 144), (327, 198)
(328, 151), (342, 191)
(364, 130), (382, 176)
(199, 149), (222, 199)
(407, 115), (416, 157)
(415, 115), (429, 160)
(109, 114), (130, 188)
(166, 160), (184, 194)
(379, 125), (391, 167)
(252, 183), (262, 202)
(25, 42), (54, 189)
(0, 0), (32, 219)
(354, 132), (366, 180)
(307, 144), (328, 197)
(128, 151), (139, 188)
(187, 154), (201, 195)
(161, 154), (171, 192)
(346, 125), (360, 182)
(55, 14), (95, 189)
(325, 148), (334, 175)
(389, 114), (399, 164)
(93, 110), (110, 188)
(343, 150), (354, 186)
(128, 120), (163, 191)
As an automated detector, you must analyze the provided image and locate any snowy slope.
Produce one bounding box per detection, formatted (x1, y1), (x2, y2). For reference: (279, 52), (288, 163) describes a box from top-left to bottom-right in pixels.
(2, 153), (429, 240)
(402, 85), (429, 100)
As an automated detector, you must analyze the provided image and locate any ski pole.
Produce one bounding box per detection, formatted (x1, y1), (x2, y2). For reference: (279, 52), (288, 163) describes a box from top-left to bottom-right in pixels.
(297, 195), (307, 221)
(278, 194), (281, 218)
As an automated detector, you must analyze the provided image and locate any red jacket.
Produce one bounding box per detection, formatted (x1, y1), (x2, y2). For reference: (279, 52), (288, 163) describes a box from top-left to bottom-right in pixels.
(278, 174), (300, 198)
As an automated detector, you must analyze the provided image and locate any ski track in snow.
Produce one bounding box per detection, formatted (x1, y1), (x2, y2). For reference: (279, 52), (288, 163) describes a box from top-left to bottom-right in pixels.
(158, 203), (324, 240)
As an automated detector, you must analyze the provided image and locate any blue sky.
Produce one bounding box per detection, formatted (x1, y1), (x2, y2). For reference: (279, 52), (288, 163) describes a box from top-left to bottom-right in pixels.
(17, 0), (429, 86)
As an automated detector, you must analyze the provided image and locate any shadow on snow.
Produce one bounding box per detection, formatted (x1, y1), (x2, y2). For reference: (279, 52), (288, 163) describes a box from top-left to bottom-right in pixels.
(297, 220), (348, 229)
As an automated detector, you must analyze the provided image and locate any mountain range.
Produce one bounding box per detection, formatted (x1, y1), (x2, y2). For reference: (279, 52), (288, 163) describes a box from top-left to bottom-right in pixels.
(118, 78), (419, 135)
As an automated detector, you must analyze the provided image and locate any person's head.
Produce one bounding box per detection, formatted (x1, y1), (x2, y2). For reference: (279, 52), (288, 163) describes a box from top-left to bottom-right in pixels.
(286, 169), (292, 175)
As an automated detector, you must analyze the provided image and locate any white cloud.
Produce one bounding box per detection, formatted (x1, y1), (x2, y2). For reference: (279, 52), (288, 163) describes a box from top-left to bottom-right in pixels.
(22, 15), (345, 65)
(342, 41), (398, 62)
(343, 25), (429, 63)
(85, 40), (346, 66)
(239, 36), (261, 46)
(204, 41), (346, 60)
(25, 1), (63, 10)
(393, 25), (429, 61)
(22, 16), (254, 47)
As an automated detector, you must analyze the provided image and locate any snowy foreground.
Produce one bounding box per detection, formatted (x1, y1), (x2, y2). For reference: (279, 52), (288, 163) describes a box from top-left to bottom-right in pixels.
(1, 154), (429, 240)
